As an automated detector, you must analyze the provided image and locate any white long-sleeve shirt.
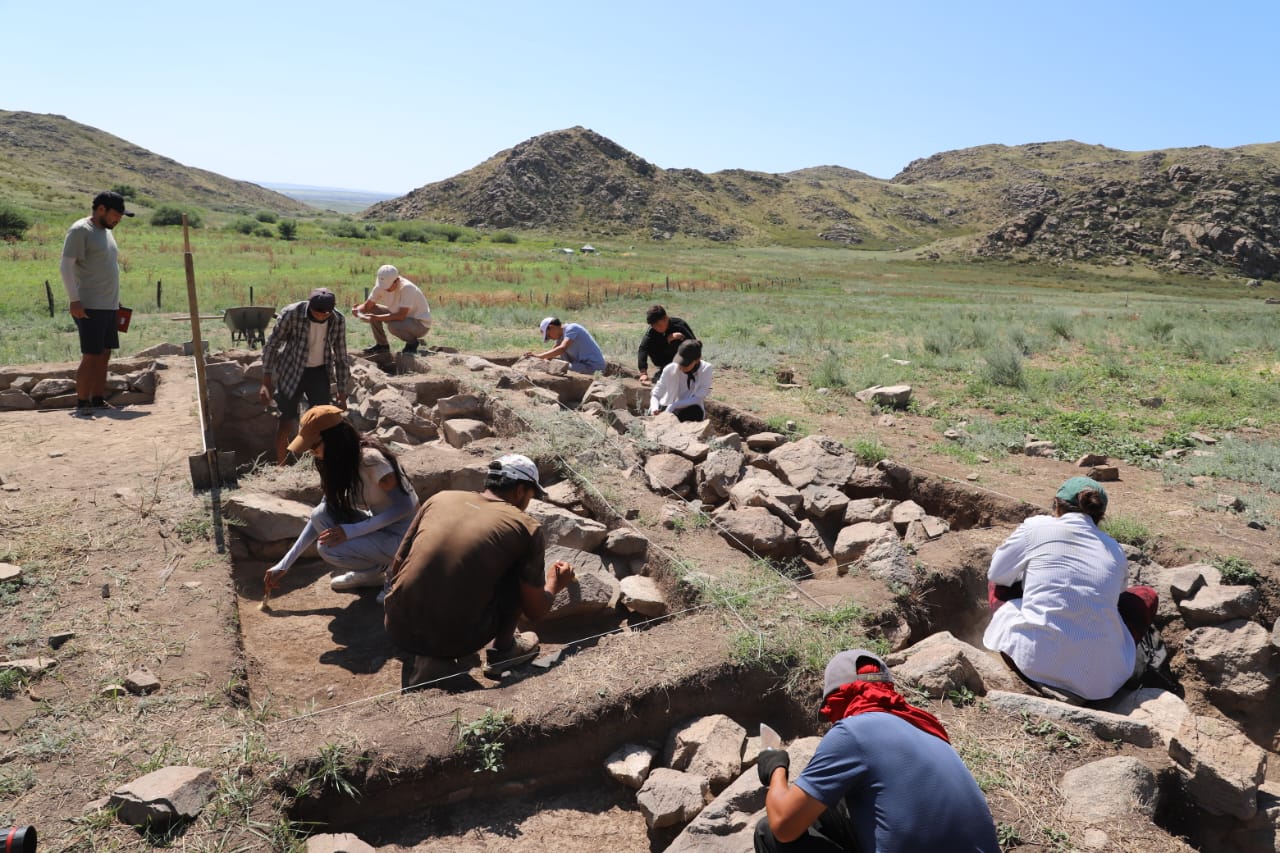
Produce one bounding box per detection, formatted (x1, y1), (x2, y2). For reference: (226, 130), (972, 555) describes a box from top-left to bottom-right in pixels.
(648, 361), (713, 415)
(982, 513), (1135, 700)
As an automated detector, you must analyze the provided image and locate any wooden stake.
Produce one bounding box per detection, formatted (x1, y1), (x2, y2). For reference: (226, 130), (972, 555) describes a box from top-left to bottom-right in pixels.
(183, 216), (225, 554)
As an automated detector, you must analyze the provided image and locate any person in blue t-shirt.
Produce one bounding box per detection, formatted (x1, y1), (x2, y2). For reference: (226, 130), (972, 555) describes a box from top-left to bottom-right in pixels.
(526, 316), (607, 374)
(754, 649), (1000, 853)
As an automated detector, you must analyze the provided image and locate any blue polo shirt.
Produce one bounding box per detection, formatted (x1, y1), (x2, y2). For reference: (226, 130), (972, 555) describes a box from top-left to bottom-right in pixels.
(795, 712), (999, 853)
(561, 323), (606, 374)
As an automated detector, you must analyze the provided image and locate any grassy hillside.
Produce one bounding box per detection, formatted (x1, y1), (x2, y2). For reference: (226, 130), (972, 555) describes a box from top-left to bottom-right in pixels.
(0, 110), (313, 220)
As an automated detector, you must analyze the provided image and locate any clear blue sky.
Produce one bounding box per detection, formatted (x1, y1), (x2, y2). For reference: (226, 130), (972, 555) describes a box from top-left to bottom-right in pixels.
(4, 0), (1277, 194)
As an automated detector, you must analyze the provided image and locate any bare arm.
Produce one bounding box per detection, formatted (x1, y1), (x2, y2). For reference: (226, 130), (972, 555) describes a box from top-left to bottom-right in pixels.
(518, 561), (575, 623)
(764, 769), (829, 843)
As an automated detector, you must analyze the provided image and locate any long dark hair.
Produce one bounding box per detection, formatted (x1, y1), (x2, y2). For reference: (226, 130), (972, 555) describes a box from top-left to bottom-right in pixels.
(315, 424), (411, 521)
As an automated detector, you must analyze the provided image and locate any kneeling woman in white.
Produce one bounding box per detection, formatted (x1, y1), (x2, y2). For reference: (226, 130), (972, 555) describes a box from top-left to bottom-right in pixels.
(648, 339), (712, 422)
(264, 406), (418, 597)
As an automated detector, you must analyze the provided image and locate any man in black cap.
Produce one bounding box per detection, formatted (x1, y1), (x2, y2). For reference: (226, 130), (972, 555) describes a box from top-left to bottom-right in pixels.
(259, 288), (350, 465)
(61, 191), (134, 418)
(754, 649), (999, 852)
(637, 304), (695, 386)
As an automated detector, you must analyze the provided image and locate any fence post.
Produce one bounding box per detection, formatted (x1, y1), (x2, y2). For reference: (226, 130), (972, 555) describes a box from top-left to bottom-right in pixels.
(156, 279), (162, 309)
(45, 280), (54, 318)
(665, 276), (670, 291)
(250, 285), (254, 306)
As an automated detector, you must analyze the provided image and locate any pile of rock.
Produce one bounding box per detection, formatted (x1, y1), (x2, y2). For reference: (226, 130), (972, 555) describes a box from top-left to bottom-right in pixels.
(0, 357), (159, 410)
(639, 423), (951, 579)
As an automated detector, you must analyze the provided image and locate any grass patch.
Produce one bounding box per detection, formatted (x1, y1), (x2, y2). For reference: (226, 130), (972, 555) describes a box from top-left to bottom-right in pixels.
(456, 708), (514, 773)
(1100, 515), (1151, 548)
(1213, 555), (1259, 586)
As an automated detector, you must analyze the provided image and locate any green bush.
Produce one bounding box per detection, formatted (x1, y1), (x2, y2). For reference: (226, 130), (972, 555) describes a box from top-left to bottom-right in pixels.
(396, 226), (432, 244)
(1214, 555), (1259, 586)
(255, 211), (278, 223)
(1046, 311), (1073, 341)
(150, 206), (202, 227)
(981, 343), (1025, 388)
(230, 218), (257, 235)
(1143, 314), (1175, 343)
(0, 202), (32, 239)
(1100, 515), (1150, 548)
(490, 231), (519, 244)
(110, 184), (137, 199)
(811, 352), (850, 389)
(425, 223), (465, 243)
(278, 220), (298, 241)
(253, 225), (275, 238)
(329, 221), (367, 239)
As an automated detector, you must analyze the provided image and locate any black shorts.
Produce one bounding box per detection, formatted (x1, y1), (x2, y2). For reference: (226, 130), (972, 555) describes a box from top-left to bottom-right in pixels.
(274, 365), (332, 421)
(76, 308), (120, 355)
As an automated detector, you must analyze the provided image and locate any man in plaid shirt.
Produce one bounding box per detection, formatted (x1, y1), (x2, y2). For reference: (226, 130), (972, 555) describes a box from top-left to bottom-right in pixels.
(258, 288), (350, 465)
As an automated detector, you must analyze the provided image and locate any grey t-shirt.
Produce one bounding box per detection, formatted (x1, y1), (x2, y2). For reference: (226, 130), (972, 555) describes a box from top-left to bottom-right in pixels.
(62, 217), (120, 310)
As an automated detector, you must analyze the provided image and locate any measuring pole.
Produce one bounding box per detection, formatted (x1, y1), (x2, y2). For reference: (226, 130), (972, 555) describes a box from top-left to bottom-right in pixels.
(183, 216), (225, 553)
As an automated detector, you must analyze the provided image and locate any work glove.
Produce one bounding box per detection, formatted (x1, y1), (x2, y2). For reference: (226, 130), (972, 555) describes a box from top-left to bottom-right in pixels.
(757, 749), (790, 787)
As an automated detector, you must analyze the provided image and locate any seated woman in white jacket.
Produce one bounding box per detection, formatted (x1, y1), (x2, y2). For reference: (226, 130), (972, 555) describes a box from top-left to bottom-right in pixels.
(648, 339), (713, 422)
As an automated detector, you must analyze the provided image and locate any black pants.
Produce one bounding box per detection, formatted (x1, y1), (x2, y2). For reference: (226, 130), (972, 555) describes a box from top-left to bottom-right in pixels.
(672, 404), (704, 422)
(754, 803), (861, 853)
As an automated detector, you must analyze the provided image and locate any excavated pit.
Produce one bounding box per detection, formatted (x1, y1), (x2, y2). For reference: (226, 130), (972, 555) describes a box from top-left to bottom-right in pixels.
(229, 359), (1166, 850)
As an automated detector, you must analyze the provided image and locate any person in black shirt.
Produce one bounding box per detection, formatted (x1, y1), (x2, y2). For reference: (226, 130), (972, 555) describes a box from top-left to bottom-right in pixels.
(637, 304), (695, 386)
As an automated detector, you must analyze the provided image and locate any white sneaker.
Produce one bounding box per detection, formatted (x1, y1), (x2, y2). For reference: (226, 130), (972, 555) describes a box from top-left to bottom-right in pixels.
(330, 568), (386, 592)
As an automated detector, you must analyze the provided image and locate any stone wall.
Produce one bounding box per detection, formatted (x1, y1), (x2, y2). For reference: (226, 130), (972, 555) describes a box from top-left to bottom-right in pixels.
(0, 356), (160, 410)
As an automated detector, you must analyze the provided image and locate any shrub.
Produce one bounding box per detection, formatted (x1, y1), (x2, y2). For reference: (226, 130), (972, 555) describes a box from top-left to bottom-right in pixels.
(490, 231), (519, 244)
(1046, 311), (1073, 341)
(425, 223), (464, 243)
(1143, 314), (1175, 343)
(848, 437), (888, 464)
(110, 184), (137, 199)
(150, 205), (202, 227)
(255, 210), (278, 223)
(396, 226), (431, 244)
(329, 221), (367, 239)
(981, 343), (1025, 388)
(1213, 555), (1259, 586)
(811, 352), (850, 389)
(253, 225), (275, 238)
(0, 202), (32, 239)
(278, 220), (298, 241)
(230, 218), (257, 235)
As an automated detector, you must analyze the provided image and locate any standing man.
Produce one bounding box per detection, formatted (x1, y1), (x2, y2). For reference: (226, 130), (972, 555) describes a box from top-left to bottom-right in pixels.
(383, 454), (577, 687)
(637, 304), (695, 386)
(61, 191), (134, 418)
(352, 264), (432, 354)
(259, 288), (350, 465)
(526, 316), (606, 374)
(754, 649), (999, 852)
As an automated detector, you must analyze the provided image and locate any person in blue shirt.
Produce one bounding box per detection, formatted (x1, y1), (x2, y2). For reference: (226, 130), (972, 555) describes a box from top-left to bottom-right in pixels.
(526, 316), (606, 374)
(755, 649), (999, 853)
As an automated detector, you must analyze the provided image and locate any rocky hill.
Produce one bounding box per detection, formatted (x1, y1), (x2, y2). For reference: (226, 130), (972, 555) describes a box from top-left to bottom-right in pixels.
(0, 110), (311, 216)
(368, 128), (1280, 279)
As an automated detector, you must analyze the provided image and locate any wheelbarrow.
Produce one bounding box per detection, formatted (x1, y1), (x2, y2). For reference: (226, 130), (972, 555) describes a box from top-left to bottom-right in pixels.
(223, 306), (275, 348)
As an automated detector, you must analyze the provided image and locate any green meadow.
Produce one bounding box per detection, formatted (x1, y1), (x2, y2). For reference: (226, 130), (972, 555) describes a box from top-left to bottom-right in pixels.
(5, 214), (1280, 505)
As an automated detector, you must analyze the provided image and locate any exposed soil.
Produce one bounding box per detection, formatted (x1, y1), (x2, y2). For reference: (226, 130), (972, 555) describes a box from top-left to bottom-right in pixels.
(2, 349), (1277, 850)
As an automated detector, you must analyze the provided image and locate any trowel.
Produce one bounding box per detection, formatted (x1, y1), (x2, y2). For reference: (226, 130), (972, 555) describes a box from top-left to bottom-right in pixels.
(759, 722), (783, 751)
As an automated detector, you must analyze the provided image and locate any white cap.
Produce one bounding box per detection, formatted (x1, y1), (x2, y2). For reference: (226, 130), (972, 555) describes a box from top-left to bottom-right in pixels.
(376, 264), (399, 287)
(539, 317), (558, 340)
(493, 453), (546, 495)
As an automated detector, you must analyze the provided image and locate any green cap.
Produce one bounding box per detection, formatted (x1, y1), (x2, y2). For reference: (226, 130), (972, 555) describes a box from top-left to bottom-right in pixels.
(1056, 476), (1107, 509)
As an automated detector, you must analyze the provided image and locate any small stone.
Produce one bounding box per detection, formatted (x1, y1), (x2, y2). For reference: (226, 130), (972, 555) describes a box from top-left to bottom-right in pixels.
(0, 562), (21, 582)
(48, 630), (75, 649)
(1076, 453), (1109, 467)
(101, 583), (111, 598)
(0, 484), (18, 492)
(1189, 431), (1218, 445)
(532, 649), (563, 669)
(966, 473), (979, 481)
(125, 669), (161, 695)
(100, 684), (128, 698)
(1216, 494), (1245, 512)
(180, 581), (203, 590)
(48, 451), (65, 458)
(1088, 465), (1120, 482)
(605, 743), (657, 789)
(0, 657), (57, 675)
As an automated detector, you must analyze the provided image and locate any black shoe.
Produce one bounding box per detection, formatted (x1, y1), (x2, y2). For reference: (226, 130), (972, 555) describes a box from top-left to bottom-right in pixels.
(402, 339), (420, 354)
(72, 401), (95, 419)
(361, 344), (390, 355)
(91, 396), (117, 410)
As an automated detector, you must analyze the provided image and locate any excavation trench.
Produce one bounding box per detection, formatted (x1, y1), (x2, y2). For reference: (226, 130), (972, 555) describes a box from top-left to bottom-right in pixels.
(227, 363), (1071, 848)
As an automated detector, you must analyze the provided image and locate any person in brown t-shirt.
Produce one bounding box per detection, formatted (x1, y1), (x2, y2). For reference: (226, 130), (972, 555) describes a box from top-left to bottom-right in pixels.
(383, 453), (575, 688)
